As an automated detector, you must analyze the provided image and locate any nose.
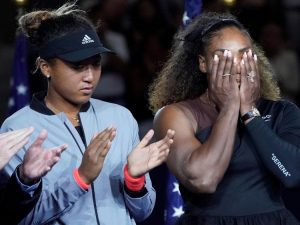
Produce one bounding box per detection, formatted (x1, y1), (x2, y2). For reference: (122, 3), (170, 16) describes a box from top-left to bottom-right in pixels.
(232, 55), (241, 75)
(83, 65), (94, 82)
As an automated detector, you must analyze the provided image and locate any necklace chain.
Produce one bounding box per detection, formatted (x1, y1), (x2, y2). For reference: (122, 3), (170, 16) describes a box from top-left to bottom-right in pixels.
(45, 99), (80, 124)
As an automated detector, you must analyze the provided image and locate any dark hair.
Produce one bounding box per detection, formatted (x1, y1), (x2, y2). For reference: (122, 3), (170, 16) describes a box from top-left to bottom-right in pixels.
(18, 2), (95, 50)
(149, 12), (280, 112)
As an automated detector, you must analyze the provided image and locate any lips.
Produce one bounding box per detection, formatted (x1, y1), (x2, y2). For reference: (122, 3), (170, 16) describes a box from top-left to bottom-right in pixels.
(80, 86), (93, 94)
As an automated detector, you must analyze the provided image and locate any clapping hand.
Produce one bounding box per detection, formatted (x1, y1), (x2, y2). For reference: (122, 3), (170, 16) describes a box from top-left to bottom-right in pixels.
(127, 129), (175, 178)
(78, 127), (116, 185)
(0, 127), (34, 170)
(19, 129), (67, 184)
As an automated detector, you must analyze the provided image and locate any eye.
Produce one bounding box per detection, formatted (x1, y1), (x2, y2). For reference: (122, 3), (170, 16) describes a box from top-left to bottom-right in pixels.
(70, 64), (85, 71)
(92, 60), (101, 67)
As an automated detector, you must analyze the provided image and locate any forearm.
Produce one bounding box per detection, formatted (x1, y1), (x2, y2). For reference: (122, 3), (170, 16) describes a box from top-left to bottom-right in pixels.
(184, 107), (239, 192)
(1, 169), (42, 225)
(246, 117), (300, 188)
(18, 174), (87, 224)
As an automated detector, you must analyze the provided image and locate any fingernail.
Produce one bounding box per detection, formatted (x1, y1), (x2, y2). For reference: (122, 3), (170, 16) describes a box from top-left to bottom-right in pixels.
(248, 49), (252, 56)
(233, 57), (237, 64)
(254, 54), (257, 61)
(227, 51), (232, 58)
(241, 59), (244, 65)
(223, 50), (228, 57)
(214, 54), (218, 61)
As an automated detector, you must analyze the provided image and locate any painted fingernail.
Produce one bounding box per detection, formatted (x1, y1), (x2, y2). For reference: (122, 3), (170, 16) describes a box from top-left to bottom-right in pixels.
(227, 51), (232, 58)
(254, 54), (257, 61)
(214, 54), (219, 61)
(248, 49), (252, 56)
(224, 50), (228, 57)
(233, 57), (237, 64)
(241, 59), (244, 65)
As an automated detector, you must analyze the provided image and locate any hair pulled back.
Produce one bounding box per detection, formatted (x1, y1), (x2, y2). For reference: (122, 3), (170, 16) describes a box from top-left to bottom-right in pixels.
(18, 2), (95, 50)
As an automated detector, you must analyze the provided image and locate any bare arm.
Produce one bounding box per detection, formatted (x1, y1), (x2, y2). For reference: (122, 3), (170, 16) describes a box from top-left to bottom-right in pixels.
(154, 103), (238, 193)
(153, 51), (240, 193)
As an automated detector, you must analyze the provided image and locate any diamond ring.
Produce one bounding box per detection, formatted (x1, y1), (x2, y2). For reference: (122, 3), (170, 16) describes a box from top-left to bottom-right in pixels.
(247, 71), (256, 83)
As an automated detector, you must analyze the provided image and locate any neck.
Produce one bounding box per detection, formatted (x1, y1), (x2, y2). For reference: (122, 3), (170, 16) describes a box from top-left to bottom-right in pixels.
(45, 95), (81, 126)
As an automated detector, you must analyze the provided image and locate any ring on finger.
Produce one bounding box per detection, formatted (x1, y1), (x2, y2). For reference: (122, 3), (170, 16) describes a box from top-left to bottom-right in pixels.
(247, 70), (256, 83)
(222, 73), (231, 78)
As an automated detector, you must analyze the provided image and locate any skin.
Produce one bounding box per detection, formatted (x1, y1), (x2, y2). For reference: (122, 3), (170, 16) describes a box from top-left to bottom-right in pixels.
(0, 127), (67, 184)
(39, 55), (175, 185)
(0, 128), (34, 170)
(153, 27), (260, 193)
(19, 129), (67, 184)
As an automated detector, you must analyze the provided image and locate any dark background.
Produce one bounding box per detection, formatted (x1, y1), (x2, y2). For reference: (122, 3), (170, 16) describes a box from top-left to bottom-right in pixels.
(0, 0), (300, 224)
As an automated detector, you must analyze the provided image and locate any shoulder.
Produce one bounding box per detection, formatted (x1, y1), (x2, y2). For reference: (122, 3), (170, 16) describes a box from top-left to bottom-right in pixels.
(1, 106), (34, 130)
(90, 98), (133, 116)
(262, 99), (299, 111)
(89, 98), (137, 125)
(154, 101), (197, 132)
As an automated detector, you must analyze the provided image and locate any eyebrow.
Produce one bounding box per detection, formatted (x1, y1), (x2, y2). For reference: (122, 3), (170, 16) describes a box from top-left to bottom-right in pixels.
(213, 47), (251, 54)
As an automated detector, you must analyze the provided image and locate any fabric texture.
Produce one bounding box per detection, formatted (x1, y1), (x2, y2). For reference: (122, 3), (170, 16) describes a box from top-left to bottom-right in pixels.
(0, 92), (156, 225)
(0, 168), (42, 225)
(176, 98), (300, 224)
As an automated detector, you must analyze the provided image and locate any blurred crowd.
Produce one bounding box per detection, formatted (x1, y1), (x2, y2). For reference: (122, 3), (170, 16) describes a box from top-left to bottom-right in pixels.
(0, 0), (300, 224)
(1, 0), (300, 129)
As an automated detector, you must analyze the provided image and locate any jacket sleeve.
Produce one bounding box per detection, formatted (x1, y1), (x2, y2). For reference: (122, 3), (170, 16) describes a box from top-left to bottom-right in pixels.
(245, 102), (300, 188)
(0, 168), (42, 225)
(1, 159), (87, 225)
(122, 113), (156, 222)
(123, 173), (156, 222)
(0, 127), (87, 225)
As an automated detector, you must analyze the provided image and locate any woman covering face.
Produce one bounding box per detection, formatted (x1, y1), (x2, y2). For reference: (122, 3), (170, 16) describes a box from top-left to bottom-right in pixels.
(149, 12), (300, 225)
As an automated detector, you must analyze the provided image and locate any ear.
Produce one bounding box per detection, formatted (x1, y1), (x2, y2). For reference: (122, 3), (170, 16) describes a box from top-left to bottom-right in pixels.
(198, 55), (207, 73)
(39, 58), (52, 79)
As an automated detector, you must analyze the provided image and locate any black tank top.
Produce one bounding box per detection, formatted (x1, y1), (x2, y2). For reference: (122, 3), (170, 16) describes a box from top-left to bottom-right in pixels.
(178, 98), (284, 216)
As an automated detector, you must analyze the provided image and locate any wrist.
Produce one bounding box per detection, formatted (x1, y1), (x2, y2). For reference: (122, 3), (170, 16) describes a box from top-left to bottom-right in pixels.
(73, 169), (91, 190)
(240, 105), (253, 116)
(124, 164), (145, 192)
(241, 106), (260, 124)
(18, 164), (39, 185)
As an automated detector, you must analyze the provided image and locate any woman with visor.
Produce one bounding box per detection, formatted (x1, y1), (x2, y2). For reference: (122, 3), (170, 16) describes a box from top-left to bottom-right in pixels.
(1, 2), (175, 225)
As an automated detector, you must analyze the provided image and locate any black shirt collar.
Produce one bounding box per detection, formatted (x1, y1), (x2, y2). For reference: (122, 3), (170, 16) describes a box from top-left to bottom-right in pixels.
(30, 91), (91, 115)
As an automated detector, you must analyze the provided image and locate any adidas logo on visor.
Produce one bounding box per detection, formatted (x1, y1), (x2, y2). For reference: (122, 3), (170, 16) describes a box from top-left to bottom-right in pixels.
(82, 35), (94, 44)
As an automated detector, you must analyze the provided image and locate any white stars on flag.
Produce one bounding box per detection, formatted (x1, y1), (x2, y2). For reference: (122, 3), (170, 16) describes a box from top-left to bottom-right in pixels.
(172, 182), (181, 195)
(172, 205), (184, 218)
(16, 83), (28, 95)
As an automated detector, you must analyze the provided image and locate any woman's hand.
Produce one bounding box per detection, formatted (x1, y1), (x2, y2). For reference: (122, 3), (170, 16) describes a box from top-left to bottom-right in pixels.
(78, 127), (116, 184)
(0, 127), (34, 170)
(19, 129), (67, 184)
(208, 50), (240, 111)
(239, 49), (260, 115)
(127, 129), (175, 178)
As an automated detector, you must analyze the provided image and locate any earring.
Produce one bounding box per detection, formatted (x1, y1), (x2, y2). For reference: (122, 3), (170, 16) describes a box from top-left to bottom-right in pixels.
(46, 75), (51, 81)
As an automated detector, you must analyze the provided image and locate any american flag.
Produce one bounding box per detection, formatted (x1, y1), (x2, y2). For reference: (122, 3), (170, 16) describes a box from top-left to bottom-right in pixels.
(164, 1), (202, 225)
(7, 33), (30, 116)
(164, 172), (184, 225)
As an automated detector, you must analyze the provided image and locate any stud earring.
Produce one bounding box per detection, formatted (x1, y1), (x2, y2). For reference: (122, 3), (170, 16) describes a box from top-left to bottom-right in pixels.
(46, 75), (51, 81)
